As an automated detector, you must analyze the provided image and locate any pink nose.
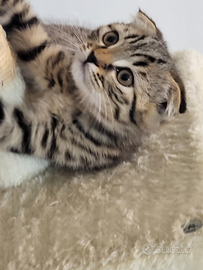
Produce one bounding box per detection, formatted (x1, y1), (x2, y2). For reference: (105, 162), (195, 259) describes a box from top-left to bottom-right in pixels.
(94, 48), (112, 66)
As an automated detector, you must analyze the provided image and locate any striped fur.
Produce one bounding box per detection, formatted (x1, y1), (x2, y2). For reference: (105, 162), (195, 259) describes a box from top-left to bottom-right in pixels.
(0, 1), (186, 169)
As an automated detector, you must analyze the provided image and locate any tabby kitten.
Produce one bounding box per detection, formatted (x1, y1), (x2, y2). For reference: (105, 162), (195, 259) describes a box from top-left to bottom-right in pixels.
(0, 0), (186, 169)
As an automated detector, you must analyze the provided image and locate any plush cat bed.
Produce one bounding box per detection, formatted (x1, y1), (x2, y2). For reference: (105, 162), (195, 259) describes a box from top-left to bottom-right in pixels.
(0, 28), (203, 269)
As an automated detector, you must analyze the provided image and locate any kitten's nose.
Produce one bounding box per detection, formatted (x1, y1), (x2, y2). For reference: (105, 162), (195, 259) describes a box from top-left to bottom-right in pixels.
(85, 51), (98, 67)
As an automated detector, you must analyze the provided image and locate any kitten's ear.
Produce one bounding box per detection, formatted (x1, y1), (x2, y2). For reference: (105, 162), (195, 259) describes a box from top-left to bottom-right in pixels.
(170, 69), (187, 113)
(133, 10), (157, 34)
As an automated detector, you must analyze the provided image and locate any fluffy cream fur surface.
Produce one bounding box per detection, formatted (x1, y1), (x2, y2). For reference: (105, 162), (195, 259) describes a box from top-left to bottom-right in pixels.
(0, 50), (203, 269)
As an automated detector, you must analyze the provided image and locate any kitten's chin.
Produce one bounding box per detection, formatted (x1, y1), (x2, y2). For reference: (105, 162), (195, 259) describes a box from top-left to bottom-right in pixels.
(71, 58), (90, 99)
(71, 56), (100, 113)
(71, 50), (91, 89)
(71, 59), (85, 85)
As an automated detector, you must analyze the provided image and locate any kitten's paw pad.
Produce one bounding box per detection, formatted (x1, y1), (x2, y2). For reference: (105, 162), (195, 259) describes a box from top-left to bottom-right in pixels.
(0, 24), (6, 37)
(0, 25), (16, 87)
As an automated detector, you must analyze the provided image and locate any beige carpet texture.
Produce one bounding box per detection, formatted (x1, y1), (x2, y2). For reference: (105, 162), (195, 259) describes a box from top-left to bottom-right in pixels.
(1, 48), (203, 269)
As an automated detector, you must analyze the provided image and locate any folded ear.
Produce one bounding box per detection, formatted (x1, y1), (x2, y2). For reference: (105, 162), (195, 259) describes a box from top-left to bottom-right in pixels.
(133, 10), (157, 34)
(170, 69), (186, 113)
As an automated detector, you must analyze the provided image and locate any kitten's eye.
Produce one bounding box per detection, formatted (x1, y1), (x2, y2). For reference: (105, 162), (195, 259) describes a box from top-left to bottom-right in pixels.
(103, 31), (119, 46)
(117, 68), (134, 87)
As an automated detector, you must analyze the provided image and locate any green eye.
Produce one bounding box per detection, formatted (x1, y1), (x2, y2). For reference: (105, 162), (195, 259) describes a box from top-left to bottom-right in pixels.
(103, 31), (119, 46)
(117, 68), (134, 87)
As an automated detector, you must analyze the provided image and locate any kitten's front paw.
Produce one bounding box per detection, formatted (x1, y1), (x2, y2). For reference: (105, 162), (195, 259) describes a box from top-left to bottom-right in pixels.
(0, 0), (30, 27)
(0, 0), (15, 7)
(0, 0), (13, 26)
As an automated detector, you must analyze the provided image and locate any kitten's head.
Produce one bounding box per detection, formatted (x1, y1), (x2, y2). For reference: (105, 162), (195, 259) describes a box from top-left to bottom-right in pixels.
(71, 10), (186, 133)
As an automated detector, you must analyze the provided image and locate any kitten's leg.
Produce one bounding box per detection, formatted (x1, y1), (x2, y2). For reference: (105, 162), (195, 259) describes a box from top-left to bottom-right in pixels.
(0, 1), (74, 162)
(0, 0), (72, 94)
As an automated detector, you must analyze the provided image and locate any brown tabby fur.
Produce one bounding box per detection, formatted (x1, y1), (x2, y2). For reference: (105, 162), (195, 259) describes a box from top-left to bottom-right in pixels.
(0, 0), (186, 169)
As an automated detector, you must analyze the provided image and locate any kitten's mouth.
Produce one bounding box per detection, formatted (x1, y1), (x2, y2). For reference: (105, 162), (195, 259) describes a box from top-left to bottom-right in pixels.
(72, 49), (99, 90)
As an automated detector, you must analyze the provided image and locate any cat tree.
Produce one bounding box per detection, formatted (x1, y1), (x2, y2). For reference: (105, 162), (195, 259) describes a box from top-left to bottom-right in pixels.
(0, 26), (203, 270)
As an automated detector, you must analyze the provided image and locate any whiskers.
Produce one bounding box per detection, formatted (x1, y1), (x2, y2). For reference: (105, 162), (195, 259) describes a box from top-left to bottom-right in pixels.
(69, 26), (84, 45)
(49, 24), (84, 52)
(45, 41), (76, 53)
